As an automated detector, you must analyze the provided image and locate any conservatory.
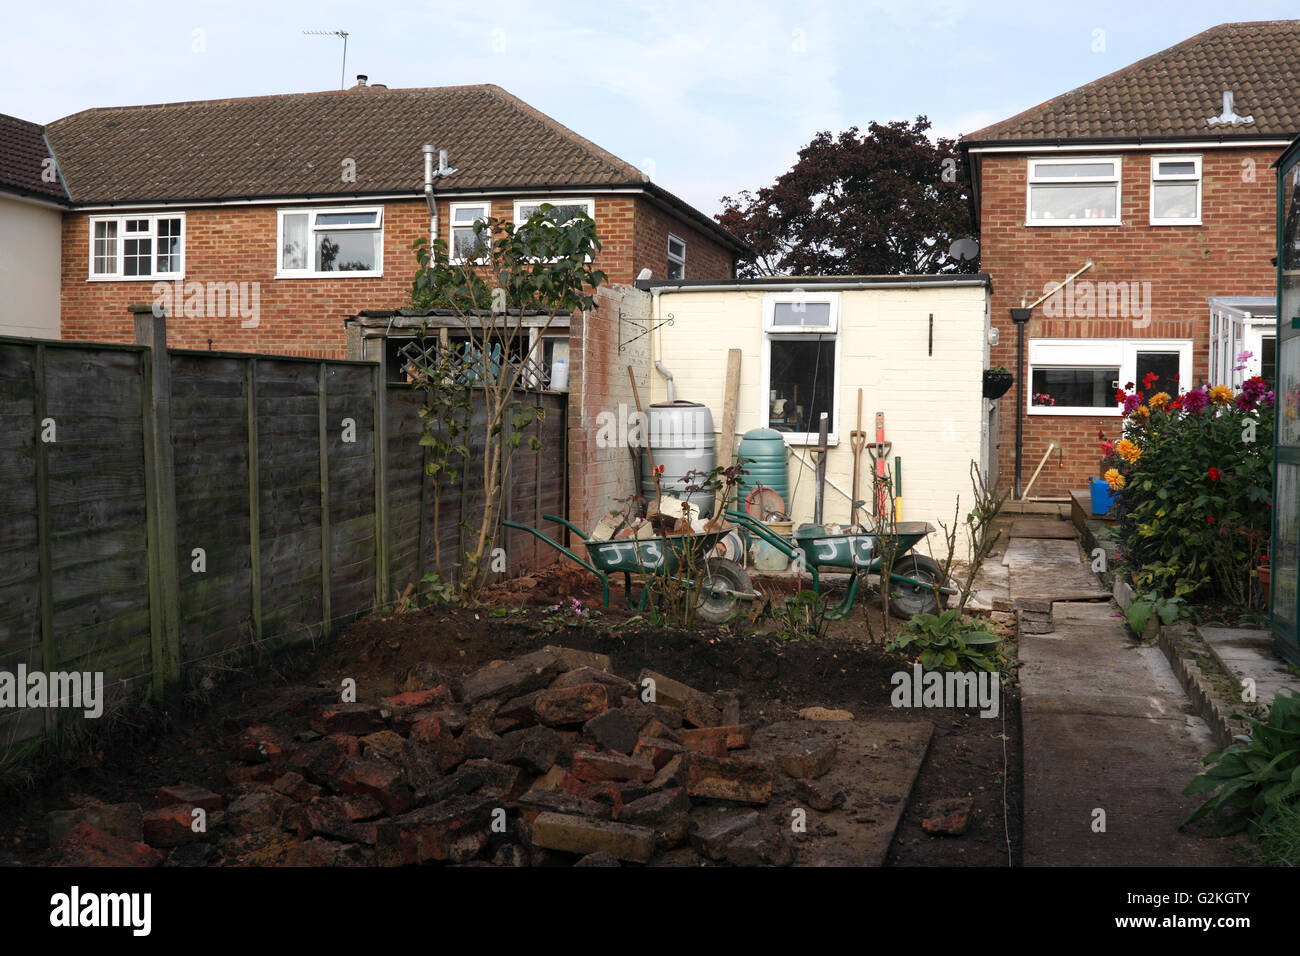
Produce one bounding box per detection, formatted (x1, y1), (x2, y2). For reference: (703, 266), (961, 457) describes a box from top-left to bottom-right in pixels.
(1271, 140), (1300, 666)
(1208, 296), (1276, 389)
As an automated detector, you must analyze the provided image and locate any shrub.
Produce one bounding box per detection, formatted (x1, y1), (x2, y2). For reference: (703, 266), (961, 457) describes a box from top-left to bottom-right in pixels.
(886, 609), (1004, 673)
(1101, 375), (1273, 605)
(1184, 690), (1300, 837)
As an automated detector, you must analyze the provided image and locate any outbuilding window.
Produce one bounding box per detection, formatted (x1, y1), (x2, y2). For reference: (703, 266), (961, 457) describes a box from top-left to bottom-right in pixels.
(761, 292), (840, 444)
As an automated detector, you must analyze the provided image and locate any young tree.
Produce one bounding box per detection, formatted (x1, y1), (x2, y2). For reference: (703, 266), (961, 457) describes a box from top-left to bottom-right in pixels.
(408, 206), (607, 599)
(716, 117), (976, 277)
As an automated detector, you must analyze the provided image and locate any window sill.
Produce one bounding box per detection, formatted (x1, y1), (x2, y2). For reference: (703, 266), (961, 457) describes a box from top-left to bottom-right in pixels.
(1028, 407), (1121, 417)
(87, 274), (185, 282)
(1024, 220), (1123, 227)
(777, 434), (840, 447)
(1150, 219), (1202, 227)
(276, 271), (384, 280)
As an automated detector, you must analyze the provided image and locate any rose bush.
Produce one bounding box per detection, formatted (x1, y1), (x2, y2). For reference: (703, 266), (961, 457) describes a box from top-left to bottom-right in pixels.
(1100, 375), (1273, 607)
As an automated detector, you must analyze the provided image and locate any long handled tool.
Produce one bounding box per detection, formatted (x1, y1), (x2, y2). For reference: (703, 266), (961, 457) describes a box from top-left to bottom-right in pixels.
(868, 412), (892, 520)
(849, 389), (866, 526)
(813, 412), (829, 524)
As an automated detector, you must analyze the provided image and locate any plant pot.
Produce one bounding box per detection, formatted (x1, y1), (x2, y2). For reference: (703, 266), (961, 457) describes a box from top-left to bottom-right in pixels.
(1090, 477), (1115, 517)
(1258, 565), (1270, 590)
(983, 369), (1013, 400)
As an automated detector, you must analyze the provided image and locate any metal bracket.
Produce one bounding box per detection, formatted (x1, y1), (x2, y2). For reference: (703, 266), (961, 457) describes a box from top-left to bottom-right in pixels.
(619, 309), (674, 353)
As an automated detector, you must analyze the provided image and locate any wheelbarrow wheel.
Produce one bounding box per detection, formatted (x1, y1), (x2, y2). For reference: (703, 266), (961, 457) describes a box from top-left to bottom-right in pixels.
(695, 558), (752, 625)
(887, 555), (947, 619)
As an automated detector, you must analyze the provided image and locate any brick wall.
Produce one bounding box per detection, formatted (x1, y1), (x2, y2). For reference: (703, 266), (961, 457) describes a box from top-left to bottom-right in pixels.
(59, 194), (735, 356)
(632, 197), (736, 281)
(979, 147), (1277, 497)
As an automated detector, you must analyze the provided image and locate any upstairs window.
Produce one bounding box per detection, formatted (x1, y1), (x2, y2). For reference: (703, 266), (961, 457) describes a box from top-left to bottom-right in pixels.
(449, 201), (490, 262)
(278, 206), (383, 277)
(667, 234), (686, 279)
(89, 214), (185, 279)
(1027, 157), (1121, 225)
(1150, 156), (1202, 225)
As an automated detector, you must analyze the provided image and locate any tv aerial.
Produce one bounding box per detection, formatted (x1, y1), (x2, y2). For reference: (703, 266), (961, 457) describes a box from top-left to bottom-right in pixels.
(303, 30), (350, 89)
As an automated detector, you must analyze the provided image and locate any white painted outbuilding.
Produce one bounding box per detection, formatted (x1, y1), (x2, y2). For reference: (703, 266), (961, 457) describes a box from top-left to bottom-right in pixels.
(636, 275), (996, 558)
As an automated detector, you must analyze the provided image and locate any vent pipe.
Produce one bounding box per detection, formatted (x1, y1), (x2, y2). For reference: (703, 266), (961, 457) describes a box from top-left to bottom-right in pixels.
(422, 144), (437, 248)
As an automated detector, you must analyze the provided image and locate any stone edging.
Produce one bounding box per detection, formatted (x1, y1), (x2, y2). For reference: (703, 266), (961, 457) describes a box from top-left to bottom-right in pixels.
(1154, 622), (1251, 750)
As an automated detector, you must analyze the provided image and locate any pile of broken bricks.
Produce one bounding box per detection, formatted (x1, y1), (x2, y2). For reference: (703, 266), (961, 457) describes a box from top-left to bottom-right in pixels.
(43, 645), (845, 867)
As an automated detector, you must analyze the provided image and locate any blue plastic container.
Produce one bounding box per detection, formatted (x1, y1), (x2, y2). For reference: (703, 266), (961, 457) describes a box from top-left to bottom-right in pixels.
(1090, 477), (1115, 516)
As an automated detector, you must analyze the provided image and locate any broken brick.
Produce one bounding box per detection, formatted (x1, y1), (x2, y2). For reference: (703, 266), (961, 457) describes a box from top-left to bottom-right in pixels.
(375, 797), (494, 865)
(142, 806), (203, 848)
(718, 725), (754, 750)
(285, 838), (375, 867)
(53, 823), (164, 867)
(551, 666), (634, 698)
(684, 754), (773, 805)
(533, 683), (610, 726)
(649, 754), (684, 789)
(637, 669), (721, 727)
(496, 725), (562, 775)
(382, 686), (454, 710)
(225, 762), (280, 786)
(226, 790), (290, 834)
(516, 790), (609, 824)
(573, 850), (621, 867)
(531, 811), (655, 863)
(690, 810), (760, 859)
(461, 650), (561, 704)
(725, 825), (795, 867)
(571, 749), (656, 783)
(234, 724), (296, 764)
(583, 708), (643, 754)
(157, 783), (223, 812)
(632, 737), (686, 771)
(619, 788), (691, 826)
(460, 759), (525, 801)
(795, 777), (847, 812)
(311, 703), (390, 736)
(47, 803), (143, 845)
(335, 757), (412, 814)
(776, 739), (837, 780)
(680, 727), (728, 757)
(543, 645), (612, 671)
(637, 718), (683, 744)
(921, 796), (973, 836)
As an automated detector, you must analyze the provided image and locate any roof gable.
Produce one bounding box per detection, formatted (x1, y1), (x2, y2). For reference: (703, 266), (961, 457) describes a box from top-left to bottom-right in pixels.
(966, 20), (1300, 143)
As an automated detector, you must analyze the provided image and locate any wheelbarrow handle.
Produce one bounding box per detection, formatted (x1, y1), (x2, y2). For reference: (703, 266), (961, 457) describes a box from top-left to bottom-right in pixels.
(501, 518), (610, 607)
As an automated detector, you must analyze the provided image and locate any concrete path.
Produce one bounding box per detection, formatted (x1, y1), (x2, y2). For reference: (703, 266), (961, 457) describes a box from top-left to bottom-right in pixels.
(1200, 626), (1300, 711)
(1015, 566), (1246, 865)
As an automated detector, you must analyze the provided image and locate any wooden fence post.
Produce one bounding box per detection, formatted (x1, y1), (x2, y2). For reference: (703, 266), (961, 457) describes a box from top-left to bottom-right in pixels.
(133, 307), (182, 701)
(317, 363), (333, 639)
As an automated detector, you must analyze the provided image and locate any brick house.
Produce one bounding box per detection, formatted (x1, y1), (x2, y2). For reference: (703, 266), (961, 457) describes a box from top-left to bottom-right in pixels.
(961, 20), (1298, 499)
(37, 79), (743, 356)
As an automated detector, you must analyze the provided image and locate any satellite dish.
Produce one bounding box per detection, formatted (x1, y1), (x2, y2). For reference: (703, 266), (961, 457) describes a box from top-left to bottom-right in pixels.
(949, 237), (979, 261)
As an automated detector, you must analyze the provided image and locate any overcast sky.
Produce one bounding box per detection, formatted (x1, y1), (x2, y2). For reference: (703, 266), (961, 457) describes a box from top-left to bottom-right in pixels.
(3, 0), (1293, 214)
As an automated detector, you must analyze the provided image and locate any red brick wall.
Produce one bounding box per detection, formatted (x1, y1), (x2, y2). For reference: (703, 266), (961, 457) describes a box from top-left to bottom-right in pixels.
(59, 194), (734, 355)
(632, 197), (736, 281)
(978, 147), (1277, 497)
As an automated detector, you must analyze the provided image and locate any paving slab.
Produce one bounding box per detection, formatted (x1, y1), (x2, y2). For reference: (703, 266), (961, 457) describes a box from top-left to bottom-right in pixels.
(746, 719), (932, 867)
(1004, 538), (1109, 601)
(1008, 518), (1078, 539)
(1014, 560), (1245, 865)
(1200, 626), (1300, 711)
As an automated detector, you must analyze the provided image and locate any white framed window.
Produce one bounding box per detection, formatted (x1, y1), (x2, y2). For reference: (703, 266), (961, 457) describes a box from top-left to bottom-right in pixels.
(667, 234), (686, 280)
(449, 201), (490, 262)
(512, 198), (596, 230)
(1027, 157), (1121, 225)
(88, 213), (185, 280)
(1027, 338), (1193, 416)
(277, 206), (383, 278)
(1150, 155), (1201, 225)
(760, 292), (841, 444)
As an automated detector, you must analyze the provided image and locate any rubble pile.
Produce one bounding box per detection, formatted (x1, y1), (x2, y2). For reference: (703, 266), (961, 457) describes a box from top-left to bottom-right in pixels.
(47, 645), (842, 867)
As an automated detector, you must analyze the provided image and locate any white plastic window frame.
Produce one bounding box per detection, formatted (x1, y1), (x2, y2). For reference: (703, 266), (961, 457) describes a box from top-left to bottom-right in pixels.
(1026, 156), (1122, 226)
(760, 291), (841, 445)
(87, 213), (186, 281)
(1027, 337), (1193, 416)
(1149, 155), (1202, 226)
(276, 205), (384, 279)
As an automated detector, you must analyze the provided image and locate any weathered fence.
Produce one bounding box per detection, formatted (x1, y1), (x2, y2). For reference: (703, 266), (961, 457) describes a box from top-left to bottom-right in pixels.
(0, 315), (565, 754)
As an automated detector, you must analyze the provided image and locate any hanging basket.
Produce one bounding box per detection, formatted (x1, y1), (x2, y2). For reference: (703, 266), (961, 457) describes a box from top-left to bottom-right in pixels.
(983, 369), (1013, 399)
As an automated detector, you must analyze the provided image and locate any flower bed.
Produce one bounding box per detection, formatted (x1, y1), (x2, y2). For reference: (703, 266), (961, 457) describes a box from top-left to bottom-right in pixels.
(1099, 373), (1273, 609)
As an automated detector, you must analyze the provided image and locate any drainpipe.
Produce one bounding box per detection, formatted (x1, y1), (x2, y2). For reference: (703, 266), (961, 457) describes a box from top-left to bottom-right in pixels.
(422, 144), (438, 249)
(1011, 307), (1031, 500)
(654, 360), (675, 403)
(1010, 260), (1094, 500)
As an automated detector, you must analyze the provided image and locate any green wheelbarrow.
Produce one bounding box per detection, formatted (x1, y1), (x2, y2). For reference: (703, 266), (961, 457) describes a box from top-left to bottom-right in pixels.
(725, 510), (954, 620)
(501, 514), (756, 624)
